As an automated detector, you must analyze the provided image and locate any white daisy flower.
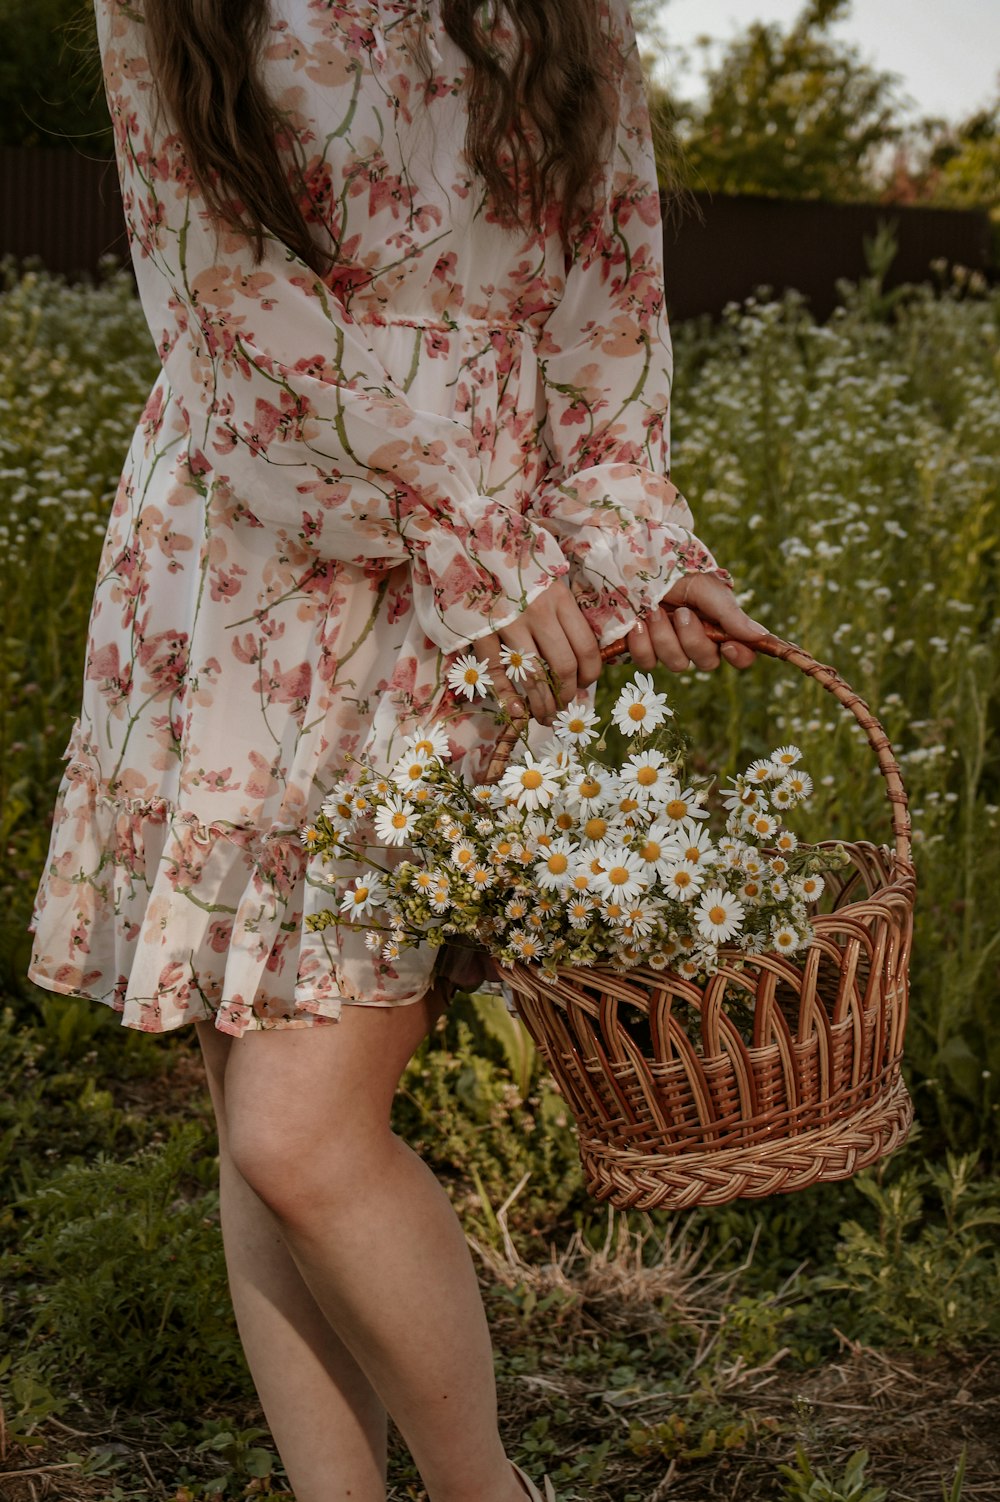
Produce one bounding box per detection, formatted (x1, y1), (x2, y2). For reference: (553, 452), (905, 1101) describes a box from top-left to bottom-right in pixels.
(504, 894), (531, 922)
(382, 939), (400, 961)
(768, 875), (789, 900)
(552, 699), (601, 747)
(743, 810), (779, 840)
(467, 864), (495, 890)
(647, 951), (671, 970)
(446, 652), (492, 701)
(620, 748), (673, 803)
(497, 752), (562, 812)
(769, 856), (789, 876)
(590, 845), (649, 905)
(600, 898), (630, 926)
(401, 724), (451, 762)
(636, 822), (680, 879)
(694, 887), (745, 944)
(663, 860), (704, 902)
(720, 775), (766, 812)
(771, 744), (803, 770)
(471, 783), (498, 805)
(795, 874), (826, 903)
(771, 784), (795, 810)
(620, 901), (658, 939)
(740, 852), (765, 877)
(533, 837), (578, 892)
(660, 787), (710, 824)
(771, 921), (807, 954)
(299, 824), (322, 850)
(509, 930), (548, 960)
(320, 791), (356, 829)
(779, 770), (813, 802)
(364, 929), (383, 951)
(566, 896), (597, 928)
(673, 821), (717, 866)
(339, 874), (389, 917)
(738, 878), (765, 904)
(449, 839), (476, 871)
(577, 811), (623, 846)
(611, 673), (673, 737)
(373, 795), (418, 847)
(775, 830), (798, 854)
(391, 752), (433, 793)
(564, 764), (617, 811)
(747, 757), (779, 784)
(498, 645), (538, 683)
(429, 885), (452, 913)
(474, 817), (494, 835)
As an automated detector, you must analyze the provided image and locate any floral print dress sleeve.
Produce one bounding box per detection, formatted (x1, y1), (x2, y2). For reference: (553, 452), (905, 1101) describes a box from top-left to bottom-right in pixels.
(528, 0), (731, 648)
(96, 0), (569, 653)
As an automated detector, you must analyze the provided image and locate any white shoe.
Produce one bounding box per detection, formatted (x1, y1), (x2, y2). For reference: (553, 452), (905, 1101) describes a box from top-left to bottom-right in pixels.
(511, 1460), (557, 1500)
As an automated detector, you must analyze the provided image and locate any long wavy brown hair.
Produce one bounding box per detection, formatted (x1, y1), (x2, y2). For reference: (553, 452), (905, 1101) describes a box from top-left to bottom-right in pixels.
(142, 0), (626, 277)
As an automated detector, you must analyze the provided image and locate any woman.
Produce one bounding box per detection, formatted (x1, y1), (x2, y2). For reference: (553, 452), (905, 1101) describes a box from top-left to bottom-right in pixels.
(28, 1), (764, 1497)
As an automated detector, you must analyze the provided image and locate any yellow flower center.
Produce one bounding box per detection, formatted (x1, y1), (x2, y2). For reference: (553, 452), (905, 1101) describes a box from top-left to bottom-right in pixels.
(415, 738), (434, 755)
(568, 717), (586, 733)
(571, 873), (590, 891)
(608, 865), (630, 886)
(583, 817), (608, 841)
(637, 766), (658, 786)
(547, 853), (569, 874)
(666, 799), (688, 820)
(354, 886), (369, 904)
(605, 901), (625, 918)
(627, 703), (647, 721)
(391, 812), (408, 829)
(521, 768), (544, 790)
(456, 847), (472, 864)
(641, 840), (661, 861)
(708, 905), (727, 924)
(580, 777), (601, 799)
(744, 882), (760, 897)
(555, 812), (575, 831)
(462, 667), (480, 684)
(620, 796), (639, 813)
(673, 871), (692, 888)
(754, 818), (770, 834)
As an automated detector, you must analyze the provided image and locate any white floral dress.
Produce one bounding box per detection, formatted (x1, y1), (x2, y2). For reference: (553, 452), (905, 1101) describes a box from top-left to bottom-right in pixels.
(27, 0), (729, 1034)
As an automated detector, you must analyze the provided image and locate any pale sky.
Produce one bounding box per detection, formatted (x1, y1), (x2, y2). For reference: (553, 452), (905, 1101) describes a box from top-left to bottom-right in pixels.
(649, 0), (1000, 124)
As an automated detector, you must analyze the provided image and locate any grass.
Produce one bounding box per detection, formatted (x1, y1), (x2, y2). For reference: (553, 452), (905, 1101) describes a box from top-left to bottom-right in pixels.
(0, 249), (998, 1499)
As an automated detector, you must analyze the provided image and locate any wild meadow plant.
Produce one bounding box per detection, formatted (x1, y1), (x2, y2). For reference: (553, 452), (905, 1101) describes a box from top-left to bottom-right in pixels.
(662, 264), (1000, 1157)
(1, 258), (998, 1157)
(0, 260), (159, 987)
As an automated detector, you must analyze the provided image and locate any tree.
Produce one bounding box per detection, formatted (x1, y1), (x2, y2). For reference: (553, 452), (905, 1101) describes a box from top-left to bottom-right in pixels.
(0, 0), (110, 152)
(651, 0), (905, 202)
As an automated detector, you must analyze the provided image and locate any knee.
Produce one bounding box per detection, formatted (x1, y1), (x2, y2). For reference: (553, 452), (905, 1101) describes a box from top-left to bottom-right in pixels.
(226, 1105), (395, 1227)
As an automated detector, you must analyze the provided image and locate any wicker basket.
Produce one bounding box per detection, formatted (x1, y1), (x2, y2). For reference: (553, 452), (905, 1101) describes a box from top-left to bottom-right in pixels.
(478, 619), (917, 1211)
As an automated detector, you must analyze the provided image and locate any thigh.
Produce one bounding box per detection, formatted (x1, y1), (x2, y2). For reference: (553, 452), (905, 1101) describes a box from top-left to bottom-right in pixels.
(222, 981), (451, 1154)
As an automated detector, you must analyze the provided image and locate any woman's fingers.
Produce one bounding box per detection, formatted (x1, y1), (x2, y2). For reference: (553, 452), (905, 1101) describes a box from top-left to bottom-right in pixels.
(472, 633), (530, 722)
(672, 606), (722, 670)
(556, 590), (604, 690)
(644, 607), (691, 672)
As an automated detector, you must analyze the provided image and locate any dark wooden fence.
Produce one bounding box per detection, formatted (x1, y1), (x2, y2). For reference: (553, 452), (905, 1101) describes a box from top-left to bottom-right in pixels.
(1, 146), (993, 322)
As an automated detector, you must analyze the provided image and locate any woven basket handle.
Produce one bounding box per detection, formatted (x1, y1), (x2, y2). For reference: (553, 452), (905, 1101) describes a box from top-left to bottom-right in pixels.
(479, 605), (912, 869)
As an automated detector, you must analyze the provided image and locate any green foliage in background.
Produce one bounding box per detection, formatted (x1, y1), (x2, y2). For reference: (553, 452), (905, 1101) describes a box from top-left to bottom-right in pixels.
(658, 0), (903, 201)
(0, 0), (109, 152)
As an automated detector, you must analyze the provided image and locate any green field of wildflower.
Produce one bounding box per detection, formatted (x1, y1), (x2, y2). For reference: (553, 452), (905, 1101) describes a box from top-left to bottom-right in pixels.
(1, 255), (998, 1501)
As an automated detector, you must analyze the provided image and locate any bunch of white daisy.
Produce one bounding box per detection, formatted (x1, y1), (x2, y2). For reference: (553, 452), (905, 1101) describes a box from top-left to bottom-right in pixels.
(304, 656), (846, 981)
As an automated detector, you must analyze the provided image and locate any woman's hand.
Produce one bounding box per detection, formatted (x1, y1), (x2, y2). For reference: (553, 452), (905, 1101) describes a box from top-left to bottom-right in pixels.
(473, 579), (603, 727)
(624, 574), (767, 674)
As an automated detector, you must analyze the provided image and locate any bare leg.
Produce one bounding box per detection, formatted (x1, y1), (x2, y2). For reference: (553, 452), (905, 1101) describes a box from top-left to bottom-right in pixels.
(195, 1019), (389, 1502)
(222, 990), (526, 1502)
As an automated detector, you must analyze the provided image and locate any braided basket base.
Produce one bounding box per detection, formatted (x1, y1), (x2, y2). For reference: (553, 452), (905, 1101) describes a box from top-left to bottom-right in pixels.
(578, 1074), (914, 1210)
